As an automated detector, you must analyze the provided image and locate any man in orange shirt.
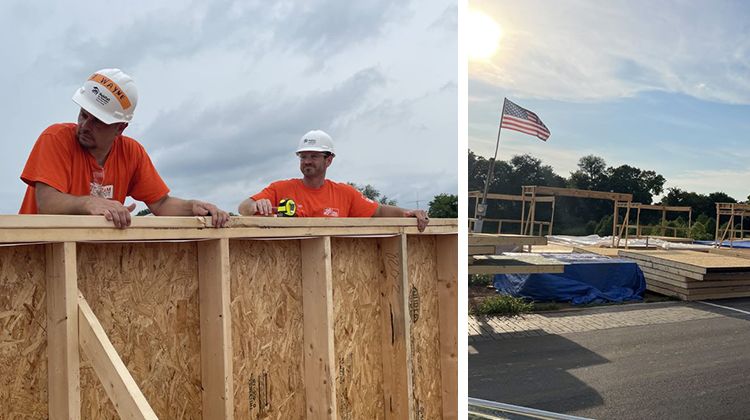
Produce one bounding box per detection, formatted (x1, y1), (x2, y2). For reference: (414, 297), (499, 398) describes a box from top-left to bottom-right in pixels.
(20, 68), (229, 228)
(238, 130), (429, 232)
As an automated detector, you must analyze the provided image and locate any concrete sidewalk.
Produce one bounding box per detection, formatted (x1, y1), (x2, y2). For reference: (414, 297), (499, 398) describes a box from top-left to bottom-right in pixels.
(469, 301), (721, 343)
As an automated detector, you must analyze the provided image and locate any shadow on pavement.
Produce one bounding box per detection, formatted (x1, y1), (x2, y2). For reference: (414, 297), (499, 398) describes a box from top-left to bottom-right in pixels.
(692, 297), (750, 322)
(469, 331), (608, 413)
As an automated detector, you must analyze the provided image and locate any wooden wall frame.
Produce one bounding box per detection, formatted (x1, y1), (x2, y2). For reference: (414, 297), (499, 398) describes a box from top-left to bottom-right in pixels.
(614, 202), (692, 241)
(0, 216), (457, 419)
(715, 202), (750, 247)
(468, 191), (555, 235)
(521, 186), (633, 247)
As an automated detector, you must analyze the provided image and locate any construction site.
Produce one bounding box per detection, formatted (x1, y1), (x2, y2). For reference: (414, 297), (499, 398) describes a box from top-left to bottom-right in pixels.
(0, 216), (457, 419)
(469, 186), (750, 303)
(468, 186), (750, 419)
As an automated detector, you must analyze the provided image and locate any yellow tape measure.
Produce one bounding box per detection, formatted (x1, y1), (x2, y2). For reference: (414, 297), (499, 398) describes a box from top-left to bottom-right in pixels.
(277, 198), (296, 217)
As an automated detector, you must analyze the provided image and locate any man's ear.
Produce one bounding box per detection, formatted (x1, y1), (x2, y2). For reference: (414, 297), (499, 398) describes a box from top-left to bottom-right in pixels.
(325, 155), (334, 168)
(116, 122), (129, 135)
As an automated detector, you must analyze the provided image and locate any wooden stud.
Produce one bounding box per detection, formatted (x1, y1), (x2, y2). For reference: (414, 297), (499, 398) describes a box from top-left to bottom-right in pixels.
(78, 292), (157, 419)
(198, 238), (234, 419)
(435, 235), (457, 420)
(301, 237), (337, 419)
(46, 242), (80, 420)
(378, 235), (414, 420)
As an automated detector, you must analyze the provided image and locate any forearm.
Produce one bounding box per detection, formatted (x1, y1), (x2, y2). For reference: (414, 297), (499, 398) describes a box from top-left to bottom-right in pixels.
(148, 196), (195, 216)
(373, 204), (409, 218)
(36, 183), (90, 214)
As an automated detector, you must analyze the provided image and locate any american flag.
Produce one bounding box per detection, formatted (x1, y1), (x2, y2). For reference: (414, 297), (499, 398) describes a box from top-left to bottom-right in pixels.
(501, 98), (551, 141)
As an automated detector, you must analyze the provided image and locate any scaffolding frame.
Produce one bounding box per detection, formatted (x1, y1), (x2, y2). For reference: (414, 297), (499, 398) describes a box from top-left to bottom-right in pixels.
(715, 202), (750, 248)
(468, 191), (555, 235)
(615, 202), (692, 240)
(520, 186), (633, 247)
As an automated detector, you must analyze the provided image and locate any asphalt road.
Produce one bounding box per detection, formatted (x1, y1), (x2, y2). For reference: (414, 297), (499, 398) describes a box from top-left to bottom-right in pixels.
(468, 298), (750, 420)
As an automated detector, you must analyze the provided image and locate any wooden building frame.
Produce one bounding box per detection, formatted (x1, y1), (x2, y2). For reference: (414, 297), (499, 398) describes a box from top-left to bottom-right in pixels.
(615, 202), (692, 240)
(520, 186), (633, 247)
(0, 216), (457, 420)
(715, 202), (750, 247)
(468, 191), (555, 235)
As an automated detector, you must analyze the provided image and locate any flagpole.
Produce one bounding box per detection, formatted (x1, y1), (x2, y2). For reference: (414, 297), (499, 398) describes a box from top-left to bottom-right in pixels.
(474, 98), (507, 233)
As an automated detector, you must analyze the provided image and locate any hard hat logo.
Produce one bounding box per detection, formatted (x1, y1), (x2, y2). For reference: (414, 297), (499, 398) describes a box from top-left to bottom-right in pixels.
(89, 73), (132, 110)
(296, 130), (335, 156)
(95, 92), (111, 106)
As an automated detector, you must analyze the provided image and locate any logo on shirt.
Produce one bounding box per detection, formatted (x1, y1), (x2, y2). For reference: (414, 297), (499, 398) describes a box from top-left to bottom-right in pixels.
(90, 183), (113, 199)
(323, 207), (339, 217)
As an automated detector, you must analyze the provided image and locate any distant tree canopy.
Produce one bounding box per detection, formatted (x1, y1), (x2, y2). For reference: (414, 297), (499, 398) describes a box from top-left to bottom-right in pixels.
(428, 194), (457, 218)
(469, 150), (741, 237)
(348, 183), (397, 205)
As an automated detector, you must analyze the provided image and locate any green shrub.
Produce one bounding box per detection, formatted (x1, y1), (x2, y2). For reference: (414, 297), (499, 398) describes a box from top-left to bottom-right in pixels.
(469, 274), (493, 287)
(472, 295), (533, 316)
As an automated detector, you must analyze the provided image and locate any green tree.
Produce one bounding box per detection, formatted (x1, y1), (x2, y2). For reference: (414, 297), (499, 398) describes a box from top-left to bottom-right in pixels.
(428, 194), (457, 218)
(348, 183), (397, 205)
(136, 208), (152, 216)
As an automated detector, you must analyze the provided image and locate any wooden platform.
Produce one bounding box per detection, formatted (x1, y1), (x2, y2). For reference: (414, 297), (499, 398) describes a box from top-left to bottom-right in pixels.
(468, 233), (547, 247)
(618, 250), (750, 300)
(469, 254), (566, 275)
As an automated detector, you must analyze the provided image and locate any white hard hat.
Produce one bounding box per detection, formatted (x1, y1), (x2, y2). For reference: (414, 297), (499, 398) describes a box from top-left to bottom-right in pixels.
(72, 69), (138, 125)
(296, 130), (335, 156)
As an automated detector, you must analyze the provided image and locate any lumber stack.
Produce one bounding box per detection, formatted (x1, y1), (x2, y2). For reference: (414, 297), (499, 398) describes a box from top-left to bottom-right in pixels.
(618, 249), (750, 300)
(468, 234), (566, 275)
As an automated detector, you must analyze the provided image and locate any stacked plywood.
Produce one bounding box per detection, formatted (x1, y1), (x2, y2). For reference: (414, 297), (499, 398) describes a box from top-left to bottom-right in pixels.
(468, 234), (566, 275)
(618, 250), (750, 300)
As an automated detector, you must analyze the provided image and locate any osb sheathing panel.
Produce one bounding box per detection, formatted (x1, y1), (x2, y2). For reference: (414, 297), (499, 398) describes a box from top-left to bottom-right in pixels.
(77, 242), (202, 419)
(230, 239), (305, 419)
(407, 236), (443, 420)
(0, 245), (47, 418)
(331, 237), (385, 419)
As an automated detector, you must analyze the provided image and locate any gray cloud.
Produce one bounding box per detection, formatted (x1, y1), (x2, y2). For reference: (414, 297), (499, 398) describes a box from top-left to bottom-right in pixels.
(1, 0), (456, 214)
(143, 67), (385, 179)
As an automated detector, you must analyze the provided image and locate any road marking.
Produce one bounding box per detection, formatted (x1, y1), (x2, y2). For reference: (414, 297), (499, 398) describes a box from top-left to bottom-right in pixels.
(698, 301), (750, 316)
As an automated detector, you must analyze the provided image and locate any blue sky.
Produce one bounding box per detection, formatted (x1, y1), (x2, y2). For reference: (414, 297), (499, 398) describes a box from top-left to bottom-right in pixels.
(469, 0), (750, 202)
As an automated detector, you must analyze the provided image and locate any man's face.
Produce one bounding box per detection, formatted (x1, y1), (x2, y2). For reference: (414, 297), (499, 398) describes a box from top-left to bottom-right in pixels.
(76, 108), (126, 151)
(298, 151), (332, 178)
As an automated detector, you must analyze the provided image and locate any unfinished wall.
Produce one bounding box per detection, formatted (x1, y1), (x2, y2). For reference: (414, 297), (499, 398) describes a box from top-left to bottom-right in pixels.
(331, 238), (385, 419)
(229, 239), (306, 419)
(77, 242), (202, 419)
(0, 244), (47, 418)
(407, 236), (443, 420)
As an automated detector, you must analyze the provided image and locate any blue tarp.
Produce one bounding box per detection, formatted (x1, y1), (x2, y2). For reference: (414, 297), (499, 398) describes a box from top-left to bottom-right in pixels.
(493, 253), (647, 305)
(694, 240), (750, 249)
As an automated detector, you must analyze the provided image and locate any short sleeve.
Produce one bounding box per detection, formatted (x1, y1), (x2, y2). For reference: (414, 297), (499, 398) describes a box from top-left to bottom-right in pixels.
(346, 184), (379, 217)
(20, 129), (73, 193)
(251, 182), (280, 204)
(127, 143), (170, 204)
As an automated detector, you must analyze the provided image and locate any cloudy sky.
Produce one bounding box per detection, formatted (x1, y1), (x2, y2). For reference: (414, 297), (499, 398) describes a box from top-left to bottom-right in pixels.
(469, 0), (750, 202)
(0, 0), (457, 214)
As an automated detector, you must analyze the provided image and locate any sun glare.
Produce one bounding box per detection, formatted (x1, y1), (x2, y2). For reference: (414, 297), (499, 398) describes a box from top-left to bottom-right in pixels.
(467, 9), (502, 61)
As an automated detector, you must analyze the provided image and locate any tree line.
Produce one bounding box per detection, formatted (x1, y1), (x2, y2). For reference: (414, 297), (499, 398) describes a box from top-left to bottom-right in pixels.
(469, 150), (745, 239)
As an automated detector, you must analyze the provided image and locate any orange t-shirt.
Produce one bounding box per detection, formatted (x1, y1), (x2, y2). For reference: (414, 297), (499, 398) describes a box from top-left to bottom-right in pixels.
(19, 123), (169, 214)
(251, 179), (379, 217)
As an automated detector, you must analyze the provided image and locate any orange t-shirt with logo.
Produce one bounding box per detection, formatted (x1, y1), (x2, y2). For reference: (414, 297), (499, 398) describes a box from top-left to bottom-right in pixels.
(251, 179), (379, 217)
(19, 123), (169, 214)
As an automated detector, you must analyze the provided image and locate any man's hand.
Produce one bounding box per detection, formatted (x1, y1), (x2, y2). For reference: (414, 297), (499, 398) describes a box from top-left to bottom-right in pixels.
(82, 196), (136, 228)
(191, 201), (230, 227)
(405, 209), (430, 232)
(253, 198), (274, 216)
